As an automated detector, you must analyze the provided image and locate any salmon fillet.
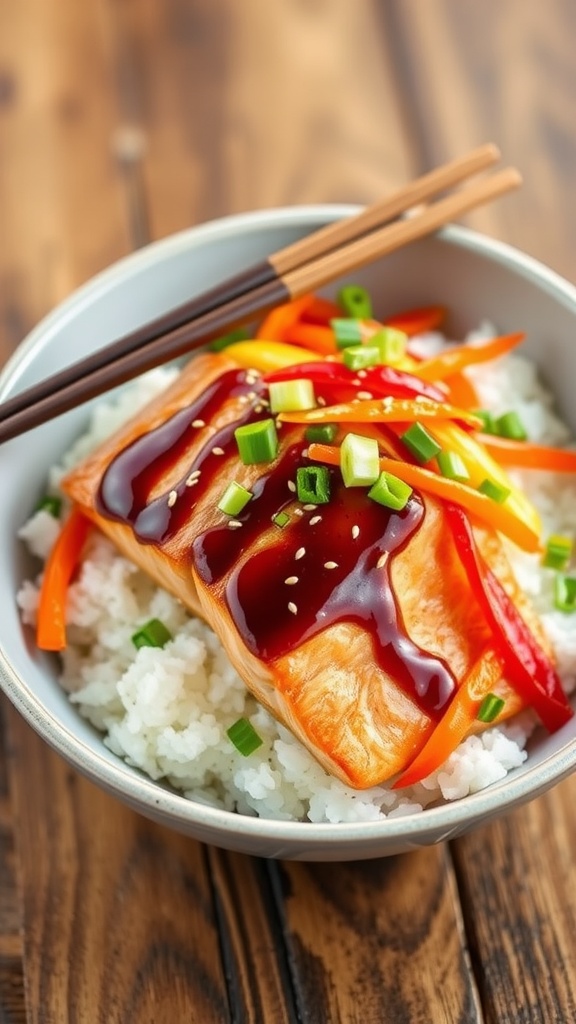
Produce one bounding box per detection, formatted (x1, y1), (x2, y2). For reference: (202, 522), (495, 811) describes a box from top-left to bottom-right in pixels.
(61, 352), (545, 788)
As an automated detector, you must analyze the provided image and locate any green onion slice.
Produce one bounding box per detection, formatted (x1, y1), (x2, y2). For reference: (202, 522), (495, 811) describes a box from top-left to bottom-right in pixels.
(477, 693), (505, 723)
(543, 534), (573, 570)
(35, 494), (62, 518)
(368, 471), (412, 511)
(209, 326), (250, 352)
(218, 481), (252, 516)
(235, 418), (279, 465)
(338, 284), (373, 319)
(340, 432), (380, 487)
(554, 574), (576, 613)
(371, 327), (407, 365)
(342, 344), (380, 372)
(227, 717), (263, 756)
(330, 318), (364, 349)
(268, 378), (315, 413)
(437, 450), (470, 482)
(296, 465), (331, 504)
(131, 618), (173, 650)
(475, 409), (497, 435)
(305, 423), (338, 444)
(400, 422), (442, 464)
(272, 511), (291, 528)
(478, 478), (511, 504)
(495, 410), (528, 441)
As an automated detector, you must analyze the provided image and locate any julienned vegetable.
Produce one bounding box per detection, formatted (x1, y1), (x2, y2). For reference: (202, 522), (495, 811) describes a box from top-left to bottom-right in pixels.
(37, 507), (91, 651)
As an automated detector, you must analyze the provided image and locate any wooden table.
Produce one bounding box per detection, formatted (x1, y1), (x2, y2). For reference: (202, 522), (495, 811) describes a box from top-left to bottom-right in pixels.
(2, 2), (576, 1020)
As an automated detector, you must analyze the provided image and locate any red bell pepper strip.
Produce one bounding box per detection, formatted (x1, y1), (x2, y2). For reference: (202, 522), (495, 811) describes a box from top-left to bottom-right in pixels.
(263, 360), (448, 403)
(444, 503), (572, 732)
(255, 294), (317, 341)
(384, 305), (446, 336)
(300, 295), (341, 324)
(37, 506), (91, 652)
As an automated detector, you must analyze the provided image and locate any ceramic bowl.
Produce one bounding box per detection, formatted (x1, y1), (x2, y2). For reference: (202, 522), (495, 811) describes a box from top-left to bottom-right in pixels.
(1, 206), (576, 861)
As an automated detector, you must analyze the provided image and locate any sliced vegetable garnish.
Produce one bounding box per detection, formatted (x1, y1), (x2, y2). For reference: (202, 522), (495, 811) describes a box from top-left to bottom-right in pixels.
(255, 294), (316, 342)
(368, 471), (412, 510)
(268, 378), (316, 413)
(416, 332), (525, 381)
(494, 410), (527, 440)
(36, 507), (91, 652)
(383, 304), (445, 337)
(35, 494), (62, 518)
(235, 418), (279, 465)
(554, 574), (576, 613)
(400, 422), (442, 464)
(227, 340), (318, 372)
(296, 465), (331, 504)
(542, 534), (573, 570)
(209, 326), (250, 352)
(342, 344), (380, 371)
(264, 360), (448, 403)
(284, 322), (336, 355)
(272, 511), (291, 528)
(371, 326), (407, 365)
(476, 434), (576, 472)
(477, 693), (506, 723)
(330, 318), (364, 349)
(218, 481), (253, 516)
(475, 409), (497, 434)
(279, 397), (482, 429)
(340, 433), (380, 487)
(132, 618), (173, 650)
(305, 423), (338, 444)
(478, 478), (511, 504)
(437, 450), (470, 482)
(338, 284), (373, 319)
(227, 717), (263, 756)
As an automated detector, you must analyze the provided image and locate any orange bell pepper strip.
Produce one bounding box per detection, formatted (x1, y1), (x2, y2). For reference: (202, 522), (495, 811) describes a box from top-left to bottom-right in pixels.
(255, 294), (316, 341)
(300, 295), (341, 324)
(476, 434), (576, 472)
(392, 648), (504, 789)
(384, 305), (446, 337)
(36, 506), (91, 652)
(279, 397), (483, 429)
(415, 332), (525, 381)
(306, 443), (541, 553)
(283, 322), (337, 356)
(443, 371), (478, 409)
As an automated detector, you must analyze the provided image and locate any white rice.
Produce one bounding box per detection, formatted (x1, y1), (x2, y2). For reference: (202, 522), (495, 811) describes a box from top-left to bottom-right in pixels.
(16, 342), (576, 822)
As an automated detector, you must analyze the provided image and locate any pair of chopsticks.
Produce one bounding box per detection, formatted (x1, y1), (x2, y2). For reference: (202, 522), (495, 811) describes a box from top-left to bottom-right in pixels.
(0, 144), (520, 443)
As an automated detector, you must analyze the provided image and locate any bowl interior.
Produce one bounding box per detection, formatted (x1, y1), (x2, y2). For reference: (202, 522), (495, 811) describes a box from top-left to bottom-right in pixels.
(1, 206), (576, 860)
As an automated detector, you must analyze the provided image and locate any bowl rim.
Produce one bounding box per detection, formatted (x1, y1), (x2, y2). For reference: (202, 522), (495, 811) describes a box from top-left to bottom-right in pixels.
(2, 203), (576, 846)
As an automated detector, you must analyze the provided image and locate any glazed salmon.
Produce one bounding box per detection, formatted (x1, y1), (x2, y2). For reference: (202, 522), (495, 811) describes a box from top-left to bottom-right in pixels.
(61, 352), (549, 788)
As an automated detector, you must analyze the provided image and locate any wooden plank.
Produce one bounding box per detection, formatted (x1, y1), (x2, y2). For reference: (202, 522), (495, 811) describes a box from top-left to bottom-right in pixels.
(0, 702), (26, 1024)
(276, 849), (483, 1024)
(452, 782), (576, 1023)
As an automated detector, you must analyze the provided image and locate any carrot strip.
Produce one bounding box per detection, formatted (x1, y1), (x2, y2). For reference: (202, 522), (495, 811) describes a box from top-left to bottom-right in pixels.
(444, 371), (478, 409)
(477, 434), (576, 472)
(36, 507), (91, 652)
(255, 294), (316, 341)
(392, 649), (503, 788)
(283, 322), (337, 355)
(384, 305), (446, 336)
(416, 332), (525, 381)
(301, 296), (341, 324)
(306, 444), (541, 552)
(226, 339), (319, 372)
(279, 397), (483, 429)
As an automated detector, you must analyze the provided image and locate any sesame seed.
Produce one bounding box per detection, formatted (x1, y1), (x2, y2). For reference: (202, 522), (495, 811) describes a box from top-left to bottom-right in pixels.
(357, 390), (373, 401)
(351, 378), (361, 386)
(185, 477), (198, 487)
(294, 508), (304, 516)
(376, 553), (387, 569)
(317, 396), (326, 407)
(254, 405), (264, 413)
(211, 446), (225, 456)
(382, 397), (394, 409)
(287, 480), (296, 493)
(228, 520), (243, 529)
(302, 448), (309, 458)
(302, 504), (316, 511)
(284, 576), (299, 585)
(246, 368), (261, 379)
(352, 524), (360, 539)
(247, 390), (257, 401)
(167, 490), (178, 507)
(192, 419), (205, 428)
(287, 602), (298, 615)
(295, 547), (306, 560)
(324, 561), (338, 569)
(309, 515), (322, 526)
(357, 369), (367, 378)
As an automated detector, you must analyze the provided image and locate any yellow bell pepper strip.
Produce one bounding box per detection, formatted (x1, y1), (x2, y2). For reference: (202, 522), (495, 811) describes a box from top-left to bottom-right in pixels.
(306, 443), (541, 552)
(476, 434), (576, 472)
(255, 294), (317, 341)
(37, 506), (91, 651)
(445, 503), (573, 731)
(415, 332), (525, 381)
(393, 648), (504, 789)
(384, 304), (446, 337)
(279, 397), (483, 429)
(225, 340), (320, 373)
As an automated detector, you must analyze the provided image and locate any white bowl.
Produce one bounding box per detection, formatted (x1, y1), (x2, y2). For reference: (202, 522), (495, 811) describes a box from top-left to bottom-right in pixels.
(1, 206), (576, 861)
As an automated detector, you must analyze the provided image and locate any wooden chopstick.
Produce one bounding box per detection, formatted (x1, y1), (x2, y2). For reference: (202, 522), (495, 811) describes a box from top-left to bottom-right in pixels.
(0, 148), (520, 443)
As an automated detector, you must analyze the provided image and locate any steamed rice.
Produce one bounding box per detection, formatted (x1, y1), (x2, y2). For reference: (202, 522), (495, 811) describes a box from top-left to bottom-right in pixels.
(16, 336), (576, 823)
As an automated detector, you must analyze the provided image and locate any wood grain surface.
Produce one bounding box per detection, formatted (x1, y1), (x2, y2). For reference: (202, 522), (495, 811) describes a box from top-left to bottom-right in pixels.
(1, 1), (576, 1021)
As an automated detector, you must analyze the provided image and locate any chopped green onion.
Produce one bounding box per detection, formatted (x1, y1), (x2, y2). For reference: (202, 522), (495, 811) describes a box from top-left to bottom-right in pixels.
(477, 693), (505, 723)
(371, 327), (408, 365)
(543, 534), (573, 570)
(342, 344), (380, 371)
(338, 284), (373, 319)
(296, 465), (331, 504)
(272, 510), (291, 528)
(35, 494), (62, 518)
(400, 422), (442, 464)
(209, 326), (250, 352)
(340, 432), (380, 487)
(235, 418), (278, 465)
(478, 478), (511, 504)
(368, 471), (412, 511)
(330, 318), (363, 349)
(268, 378), (315, 413)
(475, 409), (497, 434)
(218, 481), (252, 516)
(131, 618), (172, 650)
(437, 450), (470, 482)
(305, 423), (338, 444)
(554, 574), (576, 613)
(495, 410), (528, 441)
(227, 717), (263, 756)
